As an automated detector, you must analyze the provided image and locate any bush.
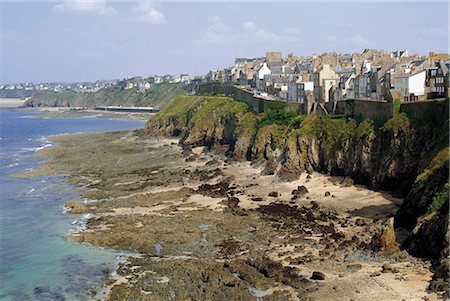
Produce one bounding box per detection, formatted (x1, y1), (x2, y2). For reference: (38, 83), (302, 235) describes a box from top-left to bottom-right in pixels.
(259, 109), (306, 129)
(427, 183), (449, 214)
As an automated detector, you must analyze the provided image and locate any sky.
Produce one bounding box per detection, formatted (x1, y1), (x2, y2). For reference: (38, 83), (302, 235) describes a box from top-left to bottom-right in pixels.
(0, 1), (448, 84)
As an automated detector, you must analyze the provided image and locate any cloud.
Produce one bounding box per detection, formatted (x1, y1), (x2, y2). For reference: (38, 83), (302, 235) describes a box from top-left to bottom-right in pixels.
(54, 0), (116, 16)
(420, 26), (447, 37)
(200, 18), (301, 45)
(132, 2), (166, 24)
(351, 34), (371, 47)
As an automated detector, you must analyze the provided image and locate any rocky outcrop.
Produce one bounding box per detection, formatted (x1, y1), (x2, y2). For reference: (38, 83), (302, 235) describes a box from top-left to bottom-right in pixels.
(145, 96), (450, 292)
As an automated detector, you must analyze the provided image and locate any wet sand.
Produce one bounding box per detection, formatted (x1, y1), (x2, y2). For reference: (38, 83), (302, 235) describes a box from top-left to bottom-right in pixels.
(23, 130), (442, 301)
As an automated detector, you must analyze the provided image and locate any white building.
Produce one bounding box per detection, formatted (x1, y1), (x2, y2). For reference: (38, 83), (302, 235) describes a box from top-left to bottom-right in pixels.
(395, 70), (426, 101)
(256, 62), (271, 90)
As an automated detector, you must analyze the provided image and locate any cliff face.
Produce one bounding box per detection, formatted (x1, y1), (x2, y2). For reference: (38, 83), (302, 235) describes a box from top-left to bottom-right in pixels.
(146, 95), (449, 288)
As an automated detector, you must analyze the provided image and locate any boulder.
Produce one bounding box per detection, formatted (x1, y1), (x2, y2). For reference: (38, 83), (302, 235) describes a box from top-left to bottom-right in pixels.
(340, 177), (354, 187)
(369, 218), (400, 254)
(65, 200), (88, 214)
(310, 271), (325, 280)
(268, 191), (279, 197)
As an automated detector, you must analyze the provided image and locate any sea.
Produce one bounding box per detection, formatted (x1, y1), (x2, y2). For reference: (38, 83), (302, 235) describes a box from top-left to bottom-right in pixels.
(0, 109), (146, 300)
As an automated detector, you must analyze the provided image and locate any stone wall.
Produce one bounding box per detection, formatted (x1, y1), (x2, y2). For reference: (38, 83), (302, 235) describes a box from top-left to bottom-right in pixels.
(400, 98), (449, 123)
(196, 83), (306, 114)
(197, 83), (449, 122)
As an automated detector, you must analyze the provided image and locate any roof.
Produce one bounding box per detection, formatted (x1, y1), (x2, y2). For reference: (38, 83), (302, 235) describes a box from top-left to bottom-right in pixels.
(332, 65), (355, 74)
(440, 60), (450, 75)
(395, 70), (426, 79)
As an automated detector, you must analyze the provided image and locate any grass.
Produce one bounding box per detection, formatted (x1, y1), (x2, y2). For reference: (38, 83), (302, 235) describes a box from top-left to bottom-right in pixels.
(415, 147), (449, 184)
(426, 183), (449, 214)
(155, 95), (249, 128)
(29, 83), (187, 109)
(383, 112), (411, 134)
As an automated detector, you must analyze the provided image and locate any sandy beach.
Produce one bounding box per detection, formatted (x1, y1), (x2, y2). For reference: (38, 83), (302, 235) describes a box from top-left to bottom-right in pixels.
(21, 130), (442, 301)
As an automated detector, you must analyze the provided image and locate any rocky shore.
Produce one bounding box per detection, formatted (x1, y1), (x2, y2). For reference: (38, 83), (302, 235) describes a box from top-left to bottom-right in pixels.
(27, 125), (445, 300)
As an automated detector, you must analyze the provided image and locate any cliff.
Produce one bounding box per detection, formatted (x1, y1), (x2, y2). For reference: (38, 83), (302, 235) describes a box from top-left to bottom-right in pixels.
(145, 95), (449, 291)
(24, 82), (187, 109)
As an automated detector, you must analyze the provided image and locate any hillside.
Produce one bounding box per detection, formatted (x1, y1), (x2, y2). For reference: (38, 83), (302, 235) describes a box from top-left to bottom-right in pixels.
(24, 82), (187, 109)
(146, 95), (450, 293)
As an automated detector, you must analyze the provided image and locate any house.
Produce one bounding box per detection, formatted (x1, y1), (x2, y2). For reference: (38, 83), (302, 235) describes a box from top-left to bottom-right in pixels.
(206, 69), (221, 83)
(395, 70), (426, 101)
(334, 72), (355, 100)
(266, 51), (283, 68)
(426, 61), (449, 98)
(256, 62), (271, 90)
(312, 64), (339, 102)
(391, 50), (408, 60)
(287, 80), (314, 102)
(180, 74), (190, 83)
(357, 72), (371, 99)
(347, 77), (356, 99)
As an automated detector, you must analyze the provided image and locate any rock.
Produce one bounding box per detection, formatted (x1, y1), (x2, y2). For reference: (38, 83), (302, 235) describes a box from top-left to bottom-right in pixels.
(324, 191), (331, 197)
(378, 218), (401, 254)
(297, 186), (308, 194)
(65, 200), (88, 214)
(340, 177), (354, 187)
(268, 191), (279, 197)
(226, 196), (239, 209)
(346, 263), (363, 272)
(306, 174), (312, 179)
(310, 201), (319, 210)
(261, 160), (277, 176)
(368, 218), (400, 254)
(370, 272), (381, 277)
(311, 271), (325, 280)
(292, 186), (308, 198)
(251, 197), (263, 202)
(382, 263), (393, 273)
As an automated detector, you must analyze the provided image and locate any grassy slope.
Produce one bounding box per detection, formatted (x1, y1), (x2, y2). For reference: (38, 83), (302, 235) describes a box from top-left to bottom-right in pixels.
(27, 83), (187, 109)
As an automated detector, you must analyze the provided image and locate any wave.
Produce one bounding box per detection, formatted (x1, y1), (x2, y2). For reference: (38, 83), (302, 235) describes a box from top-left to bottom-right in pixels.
(26, 188), (36, 196)
(0, 162), (19, 169)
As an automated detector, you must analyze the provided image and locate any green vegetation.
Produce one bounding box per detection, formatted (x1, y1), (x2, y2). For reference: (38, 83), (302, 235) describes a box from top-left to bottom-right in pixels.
(415, 147), (449, 184)
(189, 96), (249, 126)
(383, 112), (411, 134)
(259, 109), (305, 128)
(356, 119), (376, 140)
(426, 183), (449, 214)
(28, 82), (187, 109)
(154, 95), (249, 127)
(393, 99), (401, 114)
(235, 112), (261, 138)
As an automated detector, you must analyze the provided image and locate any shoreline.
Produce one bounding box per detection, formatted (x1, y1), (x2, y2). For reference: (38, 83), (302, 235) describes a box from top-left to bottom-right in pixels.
(21, 129), (443, 301)
(2, 106), (153, 121)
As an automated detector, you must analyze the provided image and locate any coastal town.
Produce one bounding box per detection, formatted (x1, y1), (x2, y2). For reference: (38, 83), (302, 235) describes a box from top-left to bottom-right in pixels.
(3, 49), (448, 112)
(205, 49), (450, 104)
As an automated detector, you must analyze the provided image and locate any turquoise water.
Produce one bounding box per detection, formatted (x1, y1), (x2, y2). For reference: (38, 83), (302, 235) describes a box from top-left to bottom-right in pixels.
(0, 110), (146, 300)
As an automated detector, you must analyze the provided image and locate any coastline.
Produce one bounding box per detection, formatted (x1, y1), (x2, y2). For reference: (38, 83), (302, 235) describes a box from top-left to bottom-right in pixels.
(23, 129), (442, 301)
(2, 106), (153, 121)
(0, 110), (148, 300)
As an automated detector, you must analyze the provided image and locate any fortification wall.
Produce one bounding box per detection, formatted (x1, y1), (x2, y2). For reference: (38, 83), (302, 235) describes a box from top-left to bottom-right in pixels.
(400, 99), (449, 123)
(197, 83), (305, 114)
(197, 83), (448, 122)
